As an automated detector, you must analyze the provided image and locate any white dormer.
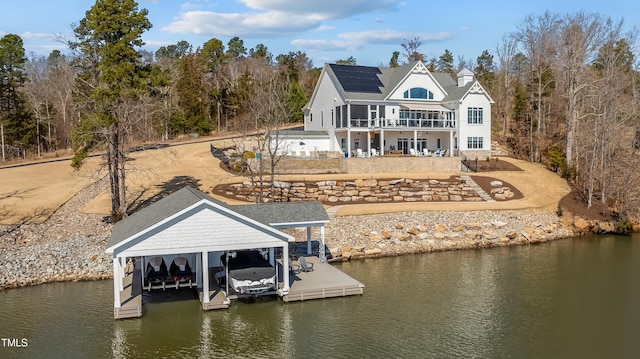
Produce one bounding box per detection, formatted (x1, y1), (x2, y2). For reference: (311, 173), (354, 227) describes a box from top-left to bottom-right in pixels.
(457, 68), (474, 87)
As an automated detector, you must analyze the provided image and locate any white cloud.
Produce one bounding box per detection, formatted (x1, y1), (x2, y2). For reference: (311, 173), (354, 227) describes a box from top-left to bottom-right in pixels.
(291, 30), (453, 52)
(20, 32), (55, 40)
(290, 38), (353, 51)
(238, 0), (398, 18)
(163, 10), (323, 37)
(164, 0), (400, 37)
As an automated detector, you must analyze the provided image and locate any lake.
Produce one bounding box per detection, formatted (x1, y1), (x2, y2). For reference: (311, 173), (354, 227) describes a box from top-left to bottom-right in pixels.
(1, 233), (639, 358)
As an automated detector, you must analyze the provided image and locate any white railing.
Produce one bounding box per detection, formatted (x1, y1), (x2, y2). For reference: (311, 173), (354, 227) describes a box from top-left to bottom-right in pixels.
(338, 118), (456, 129)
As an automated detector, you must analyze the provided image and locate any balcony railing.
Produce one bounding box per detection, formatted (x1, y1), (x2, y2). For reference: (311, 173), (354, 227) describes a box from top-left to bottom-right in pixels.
(337, 118), (456, 129)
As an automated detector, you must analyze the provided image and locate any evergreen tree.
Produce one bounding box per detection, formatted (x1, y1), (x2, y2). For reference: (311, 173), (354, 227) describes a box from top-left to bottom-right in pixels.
(389, 51), (400, 68)
(0, 34), (33, 161)
(68, 0), (152, 221)
(437, 49), (455, 78)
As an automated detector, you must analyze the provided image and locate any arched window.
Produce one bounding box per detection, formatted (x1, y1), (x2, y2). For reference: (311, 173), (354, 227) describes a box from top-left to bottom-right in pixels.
(403, 87), (433, 100)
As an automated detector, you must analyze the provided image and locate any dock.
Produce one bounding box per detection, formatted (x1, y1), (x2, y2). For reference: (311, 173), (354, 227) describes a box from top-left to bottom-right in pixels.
(282, 256), (364, 302)
(198, 267), (231, 310)
(114, 260), (142, 319)
(114, 256), (363, 319)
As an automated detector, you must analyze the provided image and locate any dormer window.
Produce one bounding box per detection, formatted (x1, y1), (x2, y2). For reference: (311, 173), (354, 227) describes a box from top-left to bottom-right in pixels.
(403, 87), (433, 100)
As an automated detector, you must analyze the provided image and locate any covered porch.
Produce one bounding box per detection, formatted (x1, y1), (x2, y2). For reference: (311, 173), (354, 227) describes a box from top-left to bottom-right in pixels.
(338, 128), (457, 158)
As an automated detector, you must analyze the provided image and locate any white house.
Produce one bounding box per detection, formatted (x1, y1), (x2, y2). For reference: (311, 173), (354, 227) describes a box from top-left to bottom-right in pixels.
(301, 61), (494, 159)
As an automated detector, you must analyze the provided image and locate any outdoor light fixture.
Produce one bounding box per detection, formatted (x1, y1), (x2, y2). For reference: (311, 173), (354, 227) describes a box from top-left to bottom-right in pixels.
(299, 141), (306, 146)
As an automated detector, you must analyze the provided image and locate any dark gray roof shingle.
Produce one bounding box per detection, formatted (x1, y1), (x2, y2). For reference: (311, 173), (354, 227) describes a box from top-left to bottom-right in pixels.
(107, 186), (328, 250)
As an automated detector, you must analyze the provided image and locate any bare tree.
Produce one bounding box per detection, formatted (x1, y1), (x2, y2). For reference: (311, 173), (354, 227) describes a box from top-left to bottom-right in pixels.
(495, 34), (518, 138)
(242, 60), (298, 202)
(515, 12), (560, 162)
(555, 12), (610, 168)
(401, 37), (424, 63)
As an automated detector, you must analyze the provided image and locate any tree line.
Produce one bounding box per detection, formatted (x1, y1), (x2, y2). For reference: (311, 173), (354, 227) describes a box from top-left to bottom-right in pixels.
(0, 1), (638, 221)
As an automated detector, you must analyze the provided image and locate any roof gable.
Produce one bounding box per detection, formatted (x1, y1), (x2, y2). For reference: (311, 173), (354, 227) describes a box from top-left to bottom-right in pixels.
(386, 62), (449, 101)
(110, 203), (292, 256)
(106, 186), (329, 255)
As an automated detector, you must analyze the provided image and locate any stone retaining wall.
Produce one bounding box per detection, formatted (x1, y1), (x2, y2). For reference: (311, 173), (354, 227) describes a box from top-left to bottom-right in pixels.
(218, 176), (489, 204)
(246, 155), (460, 175)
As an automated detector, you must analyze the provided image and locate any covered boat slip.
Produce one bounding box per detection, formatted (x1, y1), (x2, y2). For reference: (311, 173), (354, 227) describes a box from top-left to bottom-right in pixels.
(106, 186), (364, 319)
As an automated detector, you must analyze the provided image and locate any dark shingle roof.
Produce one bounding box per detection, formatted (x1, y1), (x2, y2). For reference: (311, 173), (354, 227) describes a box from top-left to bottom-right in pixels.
(326, 62), (474, 103)
(231, 201), (329, 226)
(107, 186), (227, 249)
(107, 186), (329, 250)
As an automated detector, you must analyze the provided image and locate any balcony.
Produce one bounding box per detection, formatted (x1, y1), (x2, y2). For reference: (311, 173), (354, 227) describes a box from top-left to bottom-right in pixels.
(338, 118), (456, 129)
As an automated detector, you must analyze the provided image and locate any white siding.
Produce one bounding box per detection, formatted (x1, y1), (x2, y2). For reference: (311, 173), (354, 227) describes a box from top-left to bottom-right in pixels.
(306, 71), (342, 131)
(125, 207), (287, 253)
(458, 91), (492, 152)
(387, 71), (447, 101)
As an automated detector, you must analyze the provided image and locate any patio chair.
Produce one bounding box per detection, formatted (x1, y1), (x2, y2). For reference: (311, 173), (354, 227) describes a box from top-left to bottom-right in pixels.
(422, 148), (430, 156)
(289, 261), (301, 274)
(409, 148), (417, 156)
(356, 148), (365, 158)
(298, 257), (314, 272)
(370, 148), (378, 157)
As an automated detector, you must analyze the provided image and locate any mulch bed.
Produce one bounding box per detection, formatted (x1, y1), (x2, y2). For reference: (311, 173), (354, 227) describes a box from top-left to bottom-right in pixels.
(559, 186), (612, 221)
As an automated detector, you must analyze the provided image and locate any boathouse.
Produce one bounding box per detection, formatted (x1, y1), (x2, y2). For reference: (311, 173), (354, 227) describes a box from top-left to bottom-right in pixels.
(105, 186), (363, 319)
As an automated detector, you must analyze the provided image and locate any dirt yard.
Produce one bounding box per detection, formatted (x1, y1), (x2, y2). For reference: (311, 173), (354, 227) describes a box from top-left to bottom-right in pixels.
(0, 138), (573, 225)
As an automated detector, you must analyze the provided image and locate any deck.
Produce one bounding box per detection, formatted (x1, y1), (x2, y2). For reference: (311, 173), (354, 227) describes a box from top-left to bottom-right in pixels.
(114, 260), (142, 319)
(198, 267), (230, 310)
(282, 256), (364, 302)
(114, 256), (363, 319)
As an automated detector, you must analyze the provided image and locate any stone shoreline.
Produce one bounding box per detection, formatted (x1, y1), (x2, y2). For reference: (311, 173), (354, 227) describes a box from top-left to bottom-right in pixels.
(0, 190), (576, 290)
(289, 208), (575, 261)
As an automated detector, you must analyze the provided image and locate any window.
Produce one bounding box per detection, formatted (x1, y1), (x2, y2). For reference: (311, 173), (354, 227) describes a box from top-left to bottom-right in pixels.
(467, 107), (483, 124)
(310, 113), (313, 122)
(331, 109), (334, 126)
(403, 87), (434, 99)
(467, 137), (483, 149)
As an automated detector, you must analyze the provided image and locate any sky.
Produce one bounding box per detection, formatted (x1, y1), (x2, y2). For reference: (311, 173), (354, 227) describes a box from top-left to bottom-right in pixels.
(1, 0), (638, 67)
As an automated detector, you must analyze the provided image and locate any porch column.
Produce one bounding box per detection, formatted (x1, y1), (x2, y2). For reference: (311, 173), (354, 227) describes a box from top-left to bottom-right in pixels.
(347, 104), (352, 157)
(195, 252), (202, 288)
(413, 130), (418, 156)
(307, 227), (312, 255)
(202, 251), (209, 305)
(380, 129), (385, 155)
(367, 130), (371, 157)
(120, 257), (126, 279)
(449, 130), (454, 157)
(347, 130), (351, 157)
(269, 247), (275, 266)
(320, 226), (326, 264)
(282, 244), (290, 292)
(117, 257), (124, 291)
(113, 257), (121, 308)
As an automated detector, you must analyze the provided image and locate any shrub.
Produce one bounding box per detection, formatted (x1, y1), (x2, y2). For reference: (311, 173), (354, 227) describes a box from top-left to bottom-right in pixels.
(242, 150), (255, 159)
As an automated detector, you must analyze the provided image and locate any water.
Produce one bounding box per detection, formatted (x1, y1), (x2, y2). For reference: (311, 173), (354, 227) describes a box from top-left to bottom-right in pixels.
(1, 234), (639, 358)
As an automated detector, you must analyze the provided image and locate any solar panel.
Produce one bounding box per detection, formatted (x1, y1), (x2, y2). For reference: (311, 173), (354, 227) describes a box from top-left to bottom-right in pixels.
(329, 64), (383, 93)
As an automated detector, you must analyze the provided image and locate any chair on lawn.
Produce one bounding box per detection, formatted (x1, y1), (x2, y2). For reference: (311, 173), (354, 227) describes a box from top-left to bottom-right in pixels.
(298, 257), (314, 272)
